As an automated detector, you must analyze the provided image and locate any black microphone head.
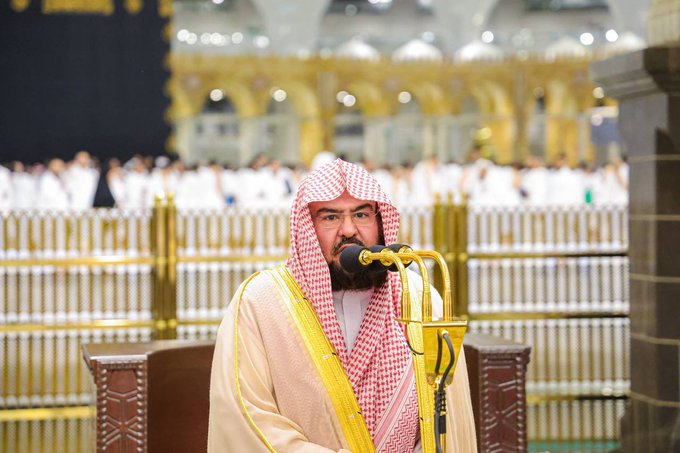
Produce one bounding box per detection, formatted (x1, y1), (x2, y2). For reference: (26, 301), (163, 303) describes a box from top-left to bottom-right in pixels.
(387, 243), (412, 253)
(387, 243), (413, 268)
(339, 245), (369, 273)
(367, 245), (390, 272)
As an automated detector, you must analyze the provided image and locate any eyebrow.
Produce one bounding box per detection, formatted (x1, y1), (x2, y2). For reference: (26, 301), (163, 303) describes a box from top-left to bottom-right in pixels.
(315, 203), (375, 215)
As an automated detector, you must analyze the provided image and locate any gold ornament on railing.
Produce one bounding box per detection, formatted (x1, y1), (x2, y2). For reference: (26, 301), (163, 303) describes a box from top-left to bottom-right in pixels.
(42, 0), (114, 15)
(158, 0), (172, 17)
(124, 0), (143, 15)
(10, 0), (30, 12)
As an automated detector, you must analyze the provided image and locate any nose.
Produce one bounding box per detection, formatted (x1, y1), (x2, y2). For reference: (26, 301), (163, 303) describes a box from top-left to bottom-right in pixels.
(337, 214), (358, 238)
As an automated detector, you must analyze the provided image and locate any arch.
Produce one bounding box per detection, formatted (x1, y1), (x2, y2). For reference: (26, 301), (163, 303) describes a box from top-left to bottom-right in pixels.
(210, 79), (260, 118)
(545, 78), (580, 164)
(468, 85), (493, 116)
(347, 80), (390, 117)
(263, 80), (320, 119)
(483, 81), (514, 162)
(404, 81), (450, 116)
(262, 80), (324, 166)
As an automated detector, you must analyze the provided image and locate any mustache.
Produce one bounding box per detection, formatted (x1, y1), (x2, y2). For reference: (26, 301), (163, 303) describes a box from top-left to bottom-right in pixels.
(332, 237), (365, 256)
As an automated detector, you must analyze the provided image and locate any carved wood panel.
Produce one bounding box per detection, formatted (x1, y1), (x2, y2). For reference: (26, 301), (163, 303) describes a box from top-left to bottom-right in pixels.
(94, 359), (148, 453)
(465, 338), (531, 453)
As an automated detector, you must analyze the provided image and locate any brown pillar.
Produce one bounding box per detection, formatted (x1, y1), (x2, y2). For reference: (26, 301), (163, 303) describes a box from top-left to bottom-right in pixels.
(591, 47), (680, 453)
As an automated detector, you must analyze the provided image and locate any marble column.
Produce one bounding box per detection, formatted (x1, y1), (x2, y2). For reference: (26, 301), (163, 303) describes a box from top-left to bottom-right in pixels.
(648, 0), (680, 45)
(592, 47), (680, 453)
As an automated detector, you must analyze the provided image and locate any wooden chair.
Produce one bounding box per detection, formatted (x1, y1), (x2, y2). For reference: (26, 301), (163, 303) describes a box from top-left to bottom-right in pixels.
(83, 334), (530, 453)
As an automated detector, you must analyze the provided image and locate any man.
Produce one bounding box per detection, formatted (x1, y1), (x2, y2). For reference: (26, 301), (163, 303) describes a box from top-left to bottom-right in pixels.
(208, 159), (476, 452)
(36, 158), (70, 210)
(65, 150), (98, 209)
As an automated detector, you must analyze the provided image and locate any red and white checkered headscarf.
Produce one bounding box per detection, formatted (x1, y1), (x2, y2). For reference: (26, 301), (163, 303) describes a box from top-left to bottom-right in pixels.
(286, 159), (419, 450)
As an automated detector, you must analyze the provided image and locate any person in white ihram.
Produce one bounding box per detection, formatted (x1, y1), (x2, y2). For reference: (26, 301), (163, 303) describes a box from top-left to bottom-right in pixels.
(208, 159), (476, 452)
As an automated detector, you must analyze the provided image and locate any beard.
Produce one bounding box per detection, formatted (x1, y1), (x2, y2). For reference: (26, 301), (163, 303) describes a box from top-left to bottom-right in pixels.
(328, 261), (387, 291)
(327, 235), (388, 291)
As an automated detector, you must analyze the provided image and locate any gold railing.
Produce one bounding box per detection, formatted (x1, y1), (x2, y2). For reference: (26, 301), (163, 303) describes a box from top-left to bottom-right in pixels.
(434, 196), (629, 452)
(0, 197), (628, 452)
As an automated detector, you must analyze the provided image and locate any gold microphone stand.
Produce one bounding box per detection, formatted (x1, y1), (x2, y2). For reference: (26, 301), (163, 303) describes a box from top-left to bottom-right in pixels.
(355, 246), (468, 453)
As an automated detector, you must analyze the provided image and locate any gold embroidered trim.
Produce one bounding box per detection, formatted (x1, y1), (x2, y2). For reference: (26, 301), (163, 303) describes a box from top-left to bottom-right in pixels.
(270, 266), (375, 453)
(232, 272), (277, 453)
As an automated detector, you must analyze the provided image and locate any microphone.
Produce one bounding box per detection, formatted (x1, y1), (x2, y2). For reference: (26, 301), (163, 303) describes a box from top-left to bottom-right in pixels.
(370, 244), (413, 272)
(339, 245), (369, 273)
(339, 244), (414, 273)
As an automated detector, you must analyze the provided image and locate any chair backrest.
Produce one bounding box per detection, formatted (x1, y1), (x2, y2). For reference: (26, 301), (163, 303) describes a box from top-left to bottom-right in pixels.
(83, 340), (215, 453)
(147, 343), (215, 452)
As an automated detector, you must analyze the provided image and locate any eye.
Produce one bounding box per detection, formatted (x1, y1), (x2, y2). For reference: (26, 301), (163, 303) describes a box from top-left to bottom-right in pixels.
(354, 211), (371, 219)
(322, 214), (339, 222)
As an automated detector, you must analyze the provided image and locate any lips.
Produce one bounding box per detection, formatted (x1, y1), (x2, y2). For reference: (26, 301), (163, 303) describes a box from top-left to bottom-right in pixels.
(333, 239), (364, 256)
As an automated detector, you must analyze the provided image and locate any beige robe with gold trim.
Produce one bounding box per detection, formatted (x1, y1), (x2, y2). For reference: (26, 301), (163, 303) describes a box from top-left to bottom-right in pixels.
(208, 271), (477, 452)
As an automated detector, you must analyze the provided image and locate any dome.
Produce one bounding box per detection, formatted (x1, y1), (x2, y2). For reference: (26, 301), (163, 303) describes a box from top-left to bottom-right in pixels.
(392, 39), (443, 63)
(335, 38), (380, 61)
(455, 40), (504, 63)
(545, 36), (590, 60)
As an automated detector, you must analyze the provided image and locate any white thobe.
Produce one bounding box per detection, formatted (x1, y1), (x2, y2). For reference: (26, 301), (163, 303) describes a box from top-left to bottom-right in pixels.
(36, 172), (70, 210)
(123, 171), (150, 209)
(411, 161), (444, 205)
(547, 167), (584, 206)
(522, 167), (549, 205)
(11, 172), (36, 209)
(0, 167), (12, 211)
(372, 170), (395, 204)
(65, 165), (98, 209)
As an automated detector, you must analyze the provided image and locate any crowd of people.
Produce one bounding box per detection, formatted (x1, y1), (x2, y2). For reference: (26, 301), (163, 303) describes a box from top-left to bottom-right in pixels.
(0, 149), (628, 211)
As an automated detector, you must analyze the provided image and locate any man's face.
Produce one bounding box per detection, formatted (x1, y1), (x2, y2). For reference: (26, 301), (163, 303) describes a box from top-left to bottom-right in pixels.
(309, 191), (385, 291)
(309, 191), (380, 266)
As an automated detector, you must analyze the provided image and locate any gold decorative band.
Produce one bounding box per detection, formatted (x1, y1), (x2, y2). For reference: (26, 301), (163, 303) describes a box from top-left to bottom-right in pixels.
(177, 255), (288, 264)
(42, 0), (114, 15)
(527, 393), (628, 405)
(0, 320), (155, 333)
(468, 252), (628, 260)
(469, 312), (629, 321)
(0, 256), (154, 267)
(0, 406), (94, 422)
(271, 266), (376, 453)
(231, 272), (277, 452)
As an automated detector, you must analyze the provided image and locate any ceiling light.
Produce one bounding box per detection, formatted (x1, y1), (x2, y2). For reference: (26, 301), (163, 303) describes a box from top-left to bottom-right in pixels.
(398, 91), (412, 104)
(210, 89), (224, 102)
(177, 29), (189, 42)
(605, 29), (618, 43)
(580, 32), (594, 46)
(272, 89), (287, 102)
(481, 31), (494, 44)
